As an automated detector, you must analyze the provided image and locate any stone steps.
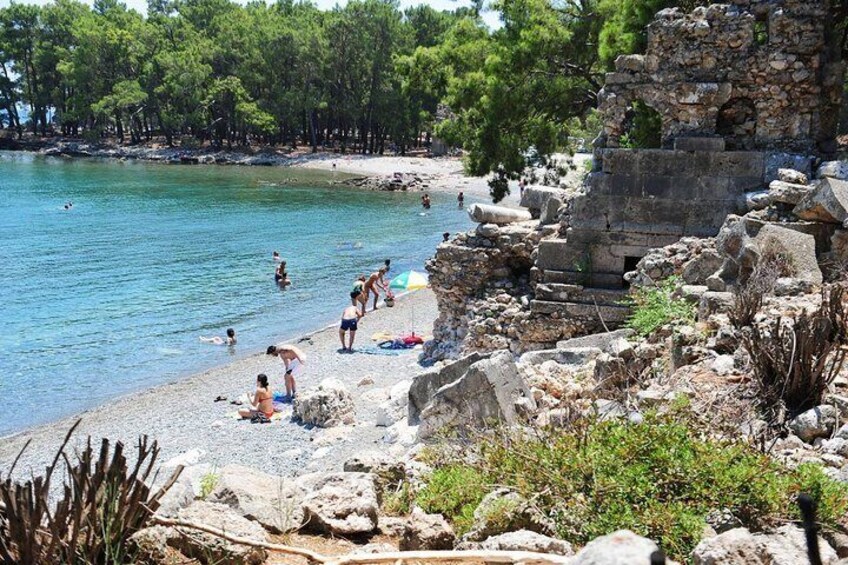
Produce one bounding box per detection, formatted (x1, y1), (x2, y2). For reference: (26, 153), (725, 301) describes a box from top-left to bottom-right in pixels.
(541, 269), (626, 289)
(529, 299), (631, 323)
(535, 283), (629, 305)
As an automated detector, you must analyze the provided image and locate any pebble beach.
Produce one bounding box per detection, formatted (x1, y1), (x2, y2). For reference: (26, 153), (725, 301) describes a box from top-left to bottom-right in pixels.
(0, 290), (437, 480)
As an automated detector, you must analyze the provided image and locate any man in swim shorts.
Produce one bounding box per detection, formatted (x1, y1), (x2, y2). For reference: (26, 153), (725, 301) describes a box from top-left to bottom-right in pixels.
(266, 345), (305, 401)
(351, 275), (366, 306)
(339, 305), (363, 351)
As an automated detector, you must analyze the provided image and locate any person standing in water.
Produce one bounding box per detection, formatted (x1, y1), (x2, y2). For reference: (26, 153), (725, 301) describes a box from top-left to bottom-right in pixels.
(266, 345), (305, 401)
(200, 328), (236, 345)
(339, 304), (364, 352)
(457, 192), (464, 208)
(273, 251), (281, 263)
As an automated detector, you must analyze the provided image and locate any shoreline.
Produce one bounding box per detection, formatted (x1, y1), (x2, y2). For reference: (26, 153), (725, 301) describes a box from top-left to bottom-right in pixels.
(0, 289), (436, 478)
(0, 139), (516, 202)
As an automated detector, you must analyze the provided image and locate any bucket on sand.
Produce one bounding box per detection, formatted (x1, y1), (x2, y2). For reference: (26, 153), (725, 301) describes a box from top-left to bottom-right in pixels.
(385, 297), (395, 308)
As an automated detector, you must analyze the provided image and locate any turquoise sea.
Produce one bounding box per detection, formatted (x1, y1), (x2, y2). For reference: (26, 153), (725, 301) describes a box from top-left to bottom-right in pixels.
(0, 152), (476, 436)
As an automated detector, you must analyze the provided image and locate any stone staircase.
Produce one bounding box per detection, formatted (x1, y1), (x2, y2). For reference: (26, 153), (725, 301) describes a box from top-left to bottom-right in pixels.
(530, 277), (631, 326)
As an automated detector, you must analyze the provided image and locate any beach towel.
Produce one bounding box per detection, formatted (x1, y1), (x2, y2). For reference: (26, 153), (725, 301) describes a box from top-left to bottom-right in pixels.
(357, 346), (406, 356)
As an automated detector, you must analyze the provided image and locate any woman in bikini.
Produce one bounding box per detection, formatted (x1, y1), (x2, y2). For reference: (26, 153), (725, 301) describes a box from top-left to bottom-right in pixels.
(239, 374), (274, 420)
(362, 266), (388, 314)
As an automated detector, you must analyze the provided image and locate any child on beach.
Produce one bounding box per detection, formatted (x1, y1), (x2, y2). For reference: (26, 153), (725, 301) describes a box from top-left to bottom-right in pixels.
(238, 373), (274, 421)
(200, 328), (236, 345)
(339, 304), (364, 352)
(266, 344), (305, 401)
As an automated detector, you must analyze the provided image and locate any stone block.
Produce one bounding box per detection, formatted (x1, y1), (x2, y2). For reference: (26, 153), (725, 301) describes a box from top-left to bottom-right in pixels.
(519, 186), (568, 216)
(793, 177), (848, 224)
(600, 150), (639, 175)
(408, 352), (488, 423)
(673, 136), (726, 151)
(710, 151), (765, 178)
(754, 224), (822, 285)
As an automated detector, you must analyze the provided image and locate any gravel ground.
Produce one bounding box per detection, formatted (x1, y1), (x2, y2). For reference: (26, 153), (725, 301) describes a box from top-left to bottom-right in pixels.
(0, 290), (437, 480)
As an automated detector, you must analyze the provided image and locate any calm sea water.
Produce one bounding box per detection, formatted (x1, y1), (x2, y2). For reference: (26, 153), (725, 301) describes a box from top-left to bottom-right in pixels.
(0, 152), (476, 436)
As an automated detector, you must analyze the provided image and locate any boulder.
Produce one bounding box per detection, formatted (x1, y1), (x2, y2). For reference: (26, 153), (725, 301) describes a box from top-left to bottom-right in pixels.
(293, 378), (354, 427)
(570, 530), (665, 564)
(375, 379), (412, 427)
(418, 351), (535, 440)
(789, 405), (839, 443)
(754, 224), (822, 286)
(343, 453), (405, 496)
(745, 191), (771, 211)
(301, 472), (379, 535)
(476, 223), (500, 238)
(682, 250), (724, 285)
(207, 464), (304, 533)
(778, 168), (809, 185)
(518, 346), (602, 367)
(693, 525), (837, 564)
(408, 352), (489, 423)
(130, 526), (175, 564)
(400, 508), (456, 550)
(769, 180), (813, 205)
(457, 530), (573, 556)
(818, 161), (848, 181)
(171, 501), (267, 565)
(793, 178), (848, 225)
(468, 203), (532, 225)
(154, 473), (196, 518)
(519, 186), (568, 217)
(463, 488), (553, 542)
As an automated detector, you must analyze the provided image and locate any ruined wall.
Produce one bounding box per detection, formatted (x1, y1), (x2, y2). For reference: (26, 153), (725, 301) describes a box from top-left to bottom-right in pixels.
(598, 0), (843, 154)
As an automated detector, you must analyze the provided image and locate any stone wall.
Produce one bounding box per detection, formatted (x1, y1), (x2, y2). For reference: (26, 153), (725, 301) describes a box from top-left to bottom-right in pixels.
(598, 0), (843, 154)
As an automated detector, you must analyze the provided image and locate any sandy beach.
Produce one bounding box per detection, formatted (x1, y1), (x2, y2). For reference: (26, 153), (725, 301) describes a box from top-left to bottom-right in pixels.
(0, 290), (436, 480)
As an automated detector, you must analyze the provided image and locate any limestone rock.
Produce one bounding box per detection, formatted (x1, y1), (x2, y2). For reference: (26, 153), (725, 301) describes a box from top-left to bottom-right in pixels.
(520, 186), (568, 218)
(541, 196), (564, 225)
(207, 464), (304, 533)
(819, 161), (848, 181)
(793, 178), (848, 224)
(477, 223), (500, 238)
(293, 378), (354, 427)
(745, 191), (771, 211)
(378, 515), (408, 537)
(692, 528), (768, 564)
(468, 203), (532, 225)
(343, 453), (405, 496)
(301, 472), (379, 535)
(130, 526), (175, 564)
(789, 405), (839, 443)
(754, 224), (822, 286)
(682, 250), (724, 285)
(171, 501), (267, 565)
(778, 168), (809, 185)
(570, 530), (664, 564)
(464, 488), (553, 542)
(457, 530), (574, 555)
(418, 351), (535, 440)
(400, 508), (456, 550)
(408, 352), (488, 423)
(761, 525), (837, 564)
(769, 180), (813, 205)
(375, 379), (412, 427)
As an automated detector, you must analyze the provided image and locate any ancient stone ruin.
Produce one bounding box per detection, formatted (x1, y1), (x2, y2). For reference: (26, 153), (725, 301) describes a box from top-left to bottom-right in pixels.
(426, 0), (846, 361)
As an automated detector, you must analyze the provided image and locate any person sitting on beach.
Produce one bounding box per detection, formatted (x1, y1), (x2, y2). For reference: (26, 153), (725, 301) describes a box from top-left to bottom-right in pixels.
(362, 266), (389, 313)
(266, 344), (305, 401)
(339, 305), (364, 352)
(200, 328), (236, 346)
(238, 373), (274, 420)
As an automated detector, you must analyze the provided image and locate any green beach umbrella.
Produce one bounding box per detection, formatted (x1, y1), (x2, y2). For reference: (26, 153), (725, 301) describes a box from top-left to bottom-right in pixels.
(389, 270), (429, 292)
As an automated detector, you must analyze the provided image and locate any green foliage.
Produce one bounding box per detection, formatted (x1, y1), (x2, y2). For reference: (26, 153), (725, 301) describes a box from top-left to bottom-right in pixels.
(383, 481), (415, 517)
(415, 465), (489, 535)
(419, 415), (848, 560)
(625, 277), (695, 336)
(199, 465), (219, 499)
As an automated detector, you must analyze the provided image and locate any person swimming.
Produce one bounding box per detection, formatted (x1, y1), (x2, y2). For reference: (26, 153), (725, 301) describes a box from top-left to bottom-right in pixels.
(275, 261), (291, 286)
(200, 328), (237, 346)
(273, 251), (281, 263)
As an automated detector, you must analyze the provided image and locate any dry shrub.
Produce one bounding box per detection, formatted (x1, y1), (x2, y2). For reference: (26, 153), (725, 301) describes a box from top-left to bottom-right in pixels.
(730, 245), (791, 330)
(0, 421), (182, 564)
(742, 285), (848, 419)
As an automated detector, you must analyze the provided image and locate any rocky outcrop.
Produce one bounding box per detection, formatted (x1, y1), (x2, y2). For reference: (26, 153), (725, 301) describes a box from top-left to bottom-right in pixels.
(171, 501), (268, 565)
(408, 352), (488, 423)
(399, 508), (456, 550)
(293, 378), (355, 427)
(418, 351), (535, 440)
(692, 526), (838, 564)
(794, 178), (848, 225)
(301, 472), (379, 535)
(207, 464), (304, 533)
(375, 379), (412, 427)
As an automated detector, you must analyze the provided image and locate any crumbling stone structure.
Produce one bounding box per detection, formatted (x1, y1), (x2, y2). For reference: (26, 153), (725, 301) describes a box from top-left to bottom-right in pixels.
(598, 0), (843, 154)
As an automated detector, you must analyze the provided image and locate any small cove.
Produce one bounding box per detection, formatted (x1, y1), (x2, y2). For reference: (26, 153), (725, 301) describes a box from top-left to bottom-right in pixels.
(0, 152), (476, 436)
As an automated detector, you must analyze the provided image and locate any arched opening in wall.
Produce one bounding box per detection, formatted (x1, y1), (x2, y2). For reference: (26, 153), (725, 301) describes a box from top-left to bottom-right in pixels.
(619, 100), (662, 149)
(716, 98), (757, 150)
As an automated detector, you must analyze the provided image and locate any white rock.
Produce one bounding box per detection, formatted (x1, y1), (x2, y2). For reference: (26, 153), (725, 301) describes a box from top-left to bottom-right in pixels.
(710, 355), (736, 375)
(301, 472), (379, 535)
(163, 448), (205, 468)
(788, 405), (839, 443)
(570, 530), (663, 564)
(294, 378), (355, 427)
